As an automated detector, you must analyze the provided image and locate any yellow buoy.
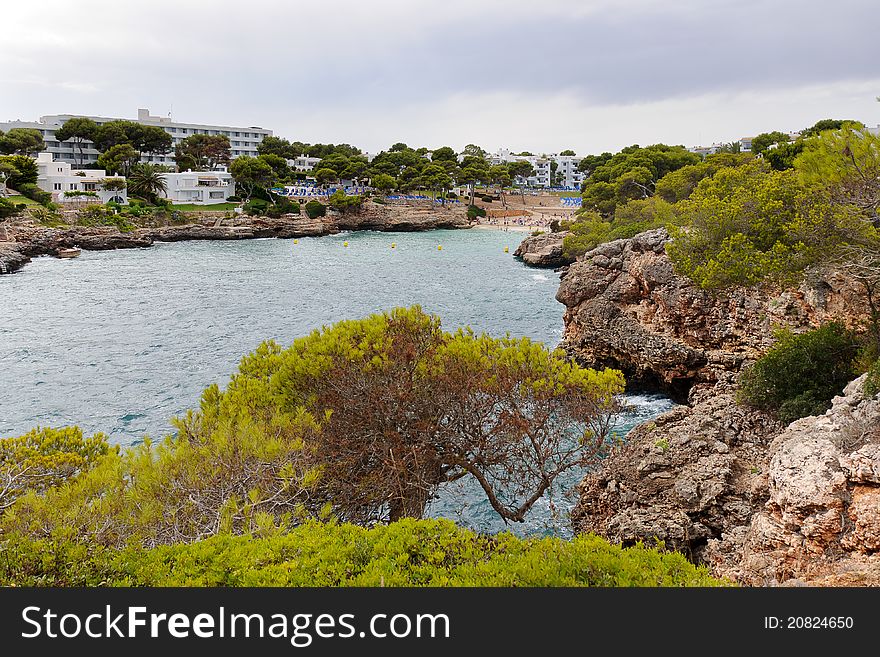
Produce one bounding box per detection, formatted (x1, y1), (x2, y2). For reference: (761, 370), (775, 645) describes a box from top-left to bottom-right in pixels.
(293, 239), (298, 244)
(437, 245), (443, 251)
(343, 241), (349, 247)
(503, 246), (509, 253)
(391, 243), (396, 249)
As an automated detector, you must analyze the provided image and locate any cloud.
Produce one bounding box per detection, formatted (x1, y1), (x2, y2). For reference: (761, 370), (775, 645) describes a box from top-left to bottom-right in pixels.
(1, 0), (878, 152)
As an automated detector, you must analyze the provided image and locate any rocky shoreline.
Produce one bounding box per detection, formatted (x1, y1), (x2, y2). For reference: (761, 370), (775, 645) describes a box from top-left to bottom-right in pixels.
(0, 203), (472, 275)
(512, 231), (572, 268)
(558, 228), (880, 585)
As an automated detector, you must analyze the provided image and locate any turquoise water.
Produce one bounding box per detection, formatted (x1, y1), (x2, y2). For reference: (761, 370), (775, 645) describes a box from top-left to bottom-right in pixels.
(0, 228), (673, 535)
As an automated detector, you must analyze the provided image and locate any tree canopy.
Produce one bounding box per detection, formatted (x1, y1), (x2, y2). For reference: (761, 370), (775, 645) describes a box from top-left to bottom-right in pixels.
(174, 134), (231, 170)
(579, 144), (700, 216)
(0, 128), (45, 156)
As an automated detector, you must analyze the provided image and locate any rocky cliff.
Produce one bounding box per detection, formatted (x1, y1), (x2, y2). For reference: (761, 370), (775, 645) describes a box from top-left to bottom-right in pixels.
(557, 228), (866, 397)
(336, 202), (470, 231)
(564, 229), (879, 585)
(513, 232), (573, 268)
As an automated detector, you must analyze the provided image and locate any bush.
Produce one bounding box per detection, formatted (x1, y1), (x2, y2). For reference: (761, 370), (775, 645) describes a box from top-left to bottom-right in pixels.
(328, 190), (363, 213)
(243, 198), (269, 216)
(0, 519), (724, 587)
(738, 323), (860, 423)
(467, 204), (486, 220)
(17, 183), (52, 206)
(266, 198), (300, 218)
(76, 205), (135, 232)
(480, 194), (495, 203)
(304, 200), (326, 219)
(0, 196), (19, 218)
(226, 195), (241, 202)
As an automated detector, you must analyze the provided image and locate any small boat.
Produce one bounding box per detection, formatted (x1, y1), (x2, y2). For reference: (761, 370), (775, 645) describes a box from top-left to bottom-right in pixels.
(56, 247), (81, 259)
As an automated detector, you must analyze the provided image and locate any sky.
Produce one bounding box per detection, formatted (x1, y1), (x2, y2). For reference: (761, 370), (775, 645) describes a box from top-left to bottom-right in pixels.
(1, 0), (878, 155)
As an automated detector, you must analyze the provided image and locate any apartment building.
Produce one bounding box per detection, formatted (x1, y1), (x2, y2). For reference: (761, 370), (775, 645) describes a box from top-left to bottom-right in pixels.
(35, 152), (128, 204)
(487, 149), (584, 189)
(159, 170), (235, 205)
(0, 109), (272, 167)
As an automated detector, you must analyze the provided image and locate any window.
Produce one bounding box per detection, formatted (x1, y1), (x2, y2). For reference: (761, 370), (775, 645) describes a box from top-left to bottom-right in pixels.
(54, 183), (62, 190)
(69, 183), (77, 190)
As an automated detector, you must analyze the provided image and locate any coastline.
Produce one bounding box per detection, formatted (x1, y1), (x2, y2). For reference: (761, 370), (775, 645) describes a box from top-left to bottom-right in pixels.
(0, 204), (476, 275)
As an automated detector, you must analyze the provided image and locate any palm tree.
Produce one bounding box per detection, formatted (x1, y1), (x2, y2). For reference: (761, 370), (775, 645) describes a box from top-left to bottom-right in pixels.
(127, 164), (168, 203)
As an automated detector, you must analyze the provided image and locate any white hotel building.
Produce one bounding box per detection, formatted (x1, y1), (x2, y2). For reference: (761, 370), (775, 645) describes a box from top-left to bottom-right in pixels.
(35, 152), (128, 204)
(0, 109), (272, 167)
(487, 149), (585, 189)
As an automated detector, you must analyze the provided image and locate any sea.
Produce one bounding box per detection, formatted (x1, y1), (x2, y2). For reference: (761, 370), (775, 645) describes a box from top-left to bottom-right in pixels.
(0, 228), (674, 536)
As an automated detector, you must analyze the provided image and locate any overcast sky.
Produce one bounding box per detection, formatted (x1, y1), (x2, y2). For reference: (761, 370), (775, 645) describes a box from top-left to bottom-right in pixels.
(2, 0), (878, 155)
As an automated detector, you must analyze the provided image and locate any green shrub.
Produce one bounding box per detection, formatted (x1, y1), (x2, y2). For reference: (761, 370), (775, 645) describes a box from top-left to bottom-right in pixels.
(76, 205), (135, 232)
(0, 519), (724, 587)
(226, 195), (241, 202)
(243, 198), (269, 215)
(738, 322), (860, 423)
(305, 200), (326, 219)
(467, 204), (486, 220)
(0, 196), (19, 218)
(17, 183), (52, 206)
(480, 194), (495, 203)
(328, 190), (363, 213)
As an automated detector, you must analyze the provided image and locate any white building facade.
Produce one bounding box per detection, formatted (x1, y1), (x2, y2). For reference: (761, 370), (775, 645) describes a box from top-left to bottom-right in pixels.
(285, 155), (323, 172)
(159, 170), (235, 205)
(36, 152), (128, 204)
(487, 149), (584, 189)
(0, 109), (272, 167)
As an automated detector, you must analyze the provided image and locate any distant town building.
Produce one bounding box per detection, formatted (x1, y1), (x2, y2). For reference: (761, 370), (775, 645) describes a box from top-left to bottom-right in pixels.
(0, 108), (272, 167)
(687, 143), (725, 157)
(487, 149), (584, 189)
(159, 170), (235, 205)
(286, 155), (323, 172)
(35, 152), (128, 204)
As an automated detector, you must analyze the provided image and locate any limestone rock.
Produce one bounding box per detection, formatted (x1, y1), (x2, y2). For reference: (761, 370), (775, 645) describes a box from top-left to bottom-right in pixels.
(513, 232), (573, 268)
(557, 228), (867, 396)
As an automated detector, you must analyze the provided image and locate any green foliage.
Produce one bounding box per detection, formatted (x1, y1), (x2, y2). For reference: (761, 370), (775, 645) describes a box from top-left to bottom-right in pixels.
(76, 205), (135, 232)
(174, 134), (231, 170)
(0, 519), (723, 587)
(328, 190), (363, 213)
(864, 358), (880, 397)
(467, 204), (486, 220)
(304, 200), (326, 219)
(98, 143), (140, 176)
(230, 155), (275, 201)
(560, 149), (576, 156)
(0, 427), (110, 510)
(795, 125), (880, 225)
(371, 173), (396, 193)
(763, 140), (804, 171)
(127, 164), (168, 203)
(738, 323), (860, 423)
(243, 198), (269, 215)
(666, 163), (871, 289)
(0, 197), (19, 219)
(580, 144), (700, 216)
(751, 131), (790, 156)
(16, 183), (52, 206)
(265, 198), (300, 218)
(0, 154), (39, 189)
(54, 117), (98, 166)
(563, 197), (677, 259)
(217, 307), (623, 524)
(0, 128), (45, 156)
(655, 153), (754, 203)
(801, 119), (863, 139)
